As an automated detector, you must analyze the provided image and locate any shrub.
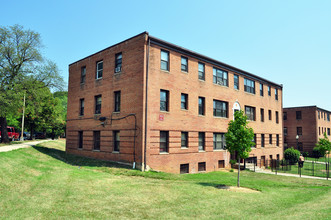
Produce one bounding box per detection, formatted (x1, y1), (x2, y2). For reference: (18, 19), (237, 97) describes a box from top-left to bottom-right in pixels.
(229, 169), (234, 172)
(284, 147), (300, 165)
(312, 147), (324, 158)
(230, 159), (236, 165)
(303, 152), (309, 158)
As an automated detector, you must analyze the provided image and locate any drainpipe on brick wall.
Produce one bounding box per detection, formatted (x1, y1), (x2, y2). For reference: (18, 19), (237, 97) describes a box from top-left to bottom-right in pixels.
(143, 36), (150, 171)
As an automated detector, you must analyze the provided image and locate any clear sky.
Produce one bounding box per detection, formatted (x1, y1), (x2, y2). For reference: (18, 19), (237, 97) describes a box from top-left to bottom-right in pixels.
(1, 0), (330, 110)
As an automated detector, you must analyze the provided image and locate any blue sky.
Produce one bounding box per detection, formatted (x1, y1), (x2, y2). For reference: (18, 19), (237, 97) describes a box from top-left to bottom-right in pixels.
(1, 0), (330, 110)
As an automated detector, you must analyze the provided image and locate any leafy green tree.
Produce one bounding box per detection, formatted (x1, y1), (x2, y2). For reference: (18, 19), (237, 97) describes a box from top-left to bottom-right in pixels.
(284, 147), (300, 165)
(315, 133), (331, 158)
(225, 110), (255, 187)
(0, 24), (64, 143)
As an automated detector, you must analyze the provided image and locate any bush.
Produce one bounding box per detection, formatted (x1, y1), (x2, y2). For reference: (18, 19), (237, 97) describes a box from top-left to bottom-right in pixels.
(303, 152), (309, 158)
(312, 147), (324, 158)
(229, 169), (234, 172)
(230, 159), (236, 165)
(284, 147), (300, 165)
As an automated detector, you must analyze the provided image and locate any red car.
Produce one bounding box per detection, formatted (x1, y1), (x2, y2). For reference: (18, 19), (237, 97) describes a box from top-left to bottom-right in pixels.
(0, 127), (20, 141)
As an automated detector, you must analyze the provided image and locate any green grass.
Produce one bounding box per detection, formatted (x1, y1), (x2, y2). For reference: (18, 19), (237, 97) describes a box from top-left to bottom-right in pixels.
(306, 157), (330, 163)
(0, 140), (330, 219)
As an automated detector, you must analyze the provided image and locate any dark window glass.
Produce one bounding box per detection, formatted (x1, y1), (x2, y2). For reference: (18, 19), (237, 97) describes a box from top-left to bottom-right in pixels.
(327, 128), (330, 136)
(276, 134), (279, 146)
(198, 162), (206, 172)
(181, 93), (188, 110)
(234, 74), (239, 90)
(213, 133), (226, 150)
(161, 50), (169, 71)
(181, 132), (188, 148)
(79, 99), (84, 116)
(180, 164), (189, 174)
(160, 90), (169, 111)
(93, 131), (100, 150)
(213, 67), (228, 86)
(95, 95), (102, 114)
(276, 111), (279, 124)
(245, 106), (255, 121)
(96, 61), (103, 79)
(261, 134), (265, 147)
(297, 127), (302, 135)
(284, 127), (288, 136)
(78, 131), (83, 149)
(114, 91), (121, 112)
(268, 86), (271, 96)
(198, 132), (205, 151)
(198, 62), (205, 80)
(198, 97), (205, 115)
(275, 89), (278, 100)
(244, 78), (255, 94)
(115, 52), (122, 73)
(318, 111), (320, 119)
(260, 83), (263, 96)
(113, 131), (120, 152)
(269, 110), (272, 120)
(160, 131), (169, 153)
(260, 108), (264, 122)
(213, 100), (228, 118)
(81, 66), (86, 83)
(296, 111), (302, 120)
(181, 56), (188, 72)
(327, 113), (330, 121)
(283, 112), (287, 120)
(269, 134), (272, 144)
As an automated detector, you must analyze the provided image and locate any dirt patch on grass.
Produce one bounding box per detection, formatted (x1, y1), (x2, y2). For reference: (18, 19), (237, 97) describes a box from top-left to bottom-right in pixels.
(216, 185), (260, 193)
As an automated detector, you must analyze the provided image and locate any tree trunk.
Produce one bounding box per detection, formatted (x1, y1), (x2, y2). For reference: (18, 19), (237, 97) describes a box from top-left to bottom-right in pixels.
(0, 117), (10, 143)
(237, 157), (241, 187)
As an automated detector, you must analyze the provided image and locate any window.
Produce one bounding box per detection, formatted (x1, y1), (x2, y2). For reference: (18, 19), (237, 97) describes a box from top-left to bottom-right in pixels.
(213, 100), (228, 118)
(95, 95), (102, 114)
(269, 134), (272, 144)
(160, 131), (169, 153)
(79, 99), (84, 116)
(283, 112), (287, 120)
(284, 127), (288, 136)
(261, 134), (265, 147)
(181, 93), (188, 110)
(114, 91), (121, 112)
(198, 62), (205, 80)
(161, 50), (169, 71)
(319, 127), (321, 135)
(297, 127), (302, 136)
(115, 52), (122, 73)
(268, 110), (272, 120)
(213, 133), (226, 150)
(276, 134), (279, 146)
(96, 61), (103, 79)
(234, 74), (239, 90)
(181, 132), (188, 148)
(160, 90), (169, 111)
(198, 162), (206, 172)
(268, 86), (271, 96)
(218, 160), (225, 168)
(260, 108), (264, 122)
(198, 132), (205, 151)
(252, 134), (256, 148)
(245, 106), (255, 121)
(328, 128), (330, 136)
(260, 83), (263, 96)
(81, 66), (86, 83)
(113, 131), (120, 152)
(198, 97), (205, 116)
(275, 89), (278, 100)
(276, 111), (279, 124)
(213, 67), (228, 86)
(78, 131), (83, 149)
(296, 111), (302, 120)
(318, 111), (320, 119)
(327, 113), (330, 121)
(181, 56), (188, 72)
(244, 78), (255, 94)
(180, 164), (189, 174)
(93, 131), (100, 150)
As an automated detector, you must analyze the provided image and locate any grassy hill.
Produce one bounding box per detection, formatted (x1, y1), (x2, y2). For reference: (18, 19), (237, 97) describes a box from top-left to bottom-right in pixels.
(0, 140), (330, 219)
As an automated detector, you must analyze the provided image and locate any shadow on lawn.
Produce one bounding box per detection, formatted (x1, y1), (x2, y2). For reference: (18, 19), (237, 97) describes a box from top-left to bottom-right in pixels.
(197, 182), (227, 188)
(32, 145), (132, 170)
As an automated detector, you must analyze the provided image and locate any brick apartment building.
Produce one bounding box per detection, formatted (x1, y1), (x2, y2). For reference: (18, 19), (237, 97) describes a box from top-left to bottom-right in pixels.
(66, 32), (283, 174)
(283, 106), (331, 153)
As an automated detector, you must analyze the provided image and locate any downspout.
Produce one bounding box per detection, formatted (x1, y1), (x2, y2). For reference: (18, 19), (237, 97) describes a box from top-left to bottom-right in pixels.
(144, 36), (150, 171)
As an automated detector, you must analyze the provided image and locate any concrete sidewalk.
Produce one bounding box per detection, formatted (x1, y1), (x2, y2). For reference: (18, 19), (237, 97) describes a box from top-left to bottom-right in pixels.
(0, 140), (50, 153)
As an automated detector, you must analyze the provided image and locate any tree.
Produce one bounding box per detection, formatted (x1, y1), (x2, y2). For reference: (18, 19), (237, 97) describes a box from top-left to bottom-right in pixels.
(0, 24), (64, 143)
(315, 133), (331, 158)
(284, 147), (300, 165)
(225, 110), (255, 187)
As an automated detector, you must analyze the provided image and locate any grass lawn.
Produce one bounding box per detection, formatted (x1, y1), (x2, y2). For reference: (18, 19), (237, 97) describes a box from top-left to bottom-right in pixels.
(306, 157), (330, 163)
(0, 140), (330, 219)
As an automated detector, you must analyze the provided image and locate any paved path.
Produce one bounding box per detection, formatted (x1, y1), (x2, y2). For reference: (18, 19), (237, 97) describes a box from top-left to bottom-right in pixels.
(0, 140), (51, 153)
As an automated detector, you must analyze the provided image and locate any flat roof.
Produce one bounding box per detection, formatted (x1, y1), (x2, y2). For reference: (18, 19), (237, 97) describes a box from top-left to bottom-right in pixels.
(284, 105), (331, 113)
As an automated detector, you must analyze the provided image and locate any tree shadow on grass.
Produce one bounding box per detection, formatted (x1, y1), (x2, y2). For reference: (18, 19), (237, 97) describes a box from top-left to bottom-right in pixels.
(197, 182), (228, 189)
(32, 145), (132, 170)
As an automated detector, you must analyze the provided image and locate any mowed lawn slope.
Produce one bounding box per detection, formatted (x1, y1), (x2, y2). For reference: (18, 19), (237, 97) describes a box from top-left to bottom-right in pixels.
(0, 140), (330, 219)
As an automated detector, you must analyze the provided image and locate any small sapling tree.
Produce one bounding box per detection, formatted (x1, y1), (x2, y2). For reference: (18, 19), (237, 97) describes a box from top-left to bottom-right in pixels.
(225, 110), (255, 187)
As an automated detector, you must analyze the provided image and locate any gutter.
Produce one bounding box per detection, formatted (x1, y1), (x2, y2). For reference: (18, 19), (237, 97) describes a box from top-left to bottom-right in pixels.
(143, 36), (150, 171)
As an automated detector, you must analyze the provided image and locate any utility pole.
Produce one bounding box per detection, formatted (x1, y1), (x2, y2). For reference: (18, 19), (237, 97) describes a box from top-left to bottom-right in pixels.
(20, 93), (26, 141)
